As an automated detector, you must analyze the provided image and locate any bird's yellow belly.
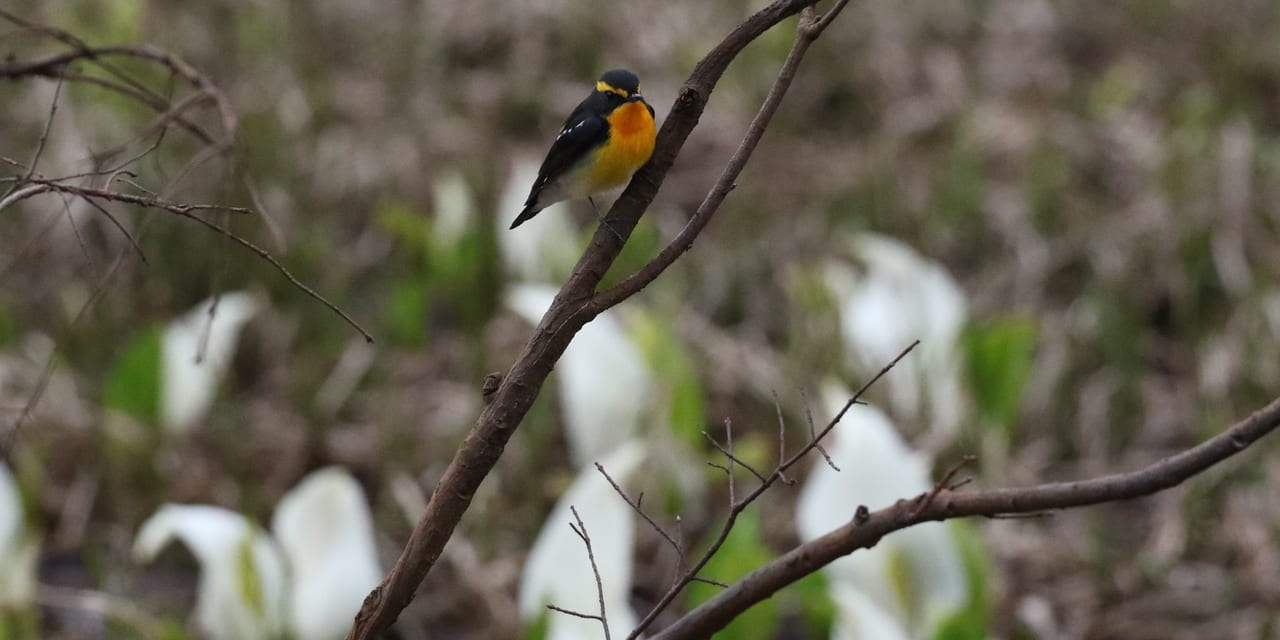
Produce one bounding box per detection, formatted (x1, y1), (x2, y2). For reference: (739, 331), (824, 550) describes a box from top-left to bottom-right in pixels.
(580, 102), (656, 194)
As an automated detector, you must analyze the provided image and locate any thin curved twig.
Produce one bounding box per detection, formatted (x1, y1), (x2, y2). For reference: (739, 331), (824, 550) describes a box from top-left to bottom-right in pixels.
(626, 339), (916, 638)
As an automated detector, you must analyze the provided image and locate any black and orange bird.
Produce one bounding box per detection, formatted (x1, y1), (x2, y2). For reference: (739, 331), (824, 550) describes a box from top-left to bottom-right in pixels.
(509, 69), (657, 230)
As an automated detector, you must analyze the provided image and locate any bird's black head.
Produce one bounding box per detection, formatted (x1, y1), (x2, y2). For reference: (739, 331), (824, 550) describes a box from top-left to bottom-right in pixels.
(596, 69), (642, 99)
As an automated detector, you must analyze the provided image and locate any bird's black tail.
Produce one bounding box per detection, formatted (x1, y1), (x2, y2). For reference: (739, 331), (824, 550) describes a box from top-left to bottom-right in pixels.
(509, 204), (541, 229)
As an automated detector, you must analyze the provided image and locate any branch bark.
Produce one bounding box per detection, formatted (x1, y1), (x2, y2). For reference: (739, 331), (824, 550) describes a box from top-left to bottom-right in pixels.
(651, 394), (1280, 639)
(345, 0), (829, 637)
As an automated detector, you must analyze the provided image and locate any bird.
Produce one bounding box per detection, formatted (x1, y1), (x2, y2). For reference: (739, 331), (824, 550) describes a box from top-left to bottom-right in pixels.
(510, 69), (657, 230)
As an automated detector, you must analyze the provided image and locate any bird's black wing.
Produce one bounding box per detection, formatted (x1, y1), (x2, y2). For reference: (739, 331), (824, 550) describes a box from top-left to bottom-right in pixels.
(527, 106), (607, 205)
(510, 95), (612, 229)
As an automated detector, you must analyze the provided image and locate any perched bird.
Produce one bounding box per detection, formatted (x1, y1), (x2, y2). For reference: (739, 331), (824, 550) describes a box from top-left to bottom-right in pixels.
(510, 69), (657, 230)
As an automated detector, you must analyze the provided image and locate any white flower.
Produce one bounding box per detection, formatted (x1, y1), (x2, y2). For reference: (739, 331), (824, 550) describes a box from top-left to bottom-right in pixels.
(271, 468), (382, 640)
(796, 383), (968, 639)
(497, 159), (580, 283)
(134, 467), (381, 640)
(825, 233), (968, 439)
(161, 292), (260, 432)
(507, 284), (655, 467)
(0, 462), (39, 608)
(431, 170), (476, 246)
(830, 583), (911, 640)
(519, 441), (645, 639)
(133, 505), (287, 640)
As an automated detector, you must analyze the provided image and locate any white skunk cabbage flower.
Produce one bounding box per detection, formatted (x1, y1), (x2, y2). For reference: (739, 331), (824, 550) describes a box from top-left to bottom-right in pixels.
(161, 292), (260, 432)
(0, 463), (39, 608)
(520, 441), (645, 639)
(830, 583), (912, 640)
(796, 383), (967, 639)
(507, 284), (655, 467)
(134, 467), (381, 640)
(133, 505), (287, 640)
(432, 170), (476, 246)
(270, 467), (382, 640)
(824, 233), (967, 439)
(498, 158), (580, 283)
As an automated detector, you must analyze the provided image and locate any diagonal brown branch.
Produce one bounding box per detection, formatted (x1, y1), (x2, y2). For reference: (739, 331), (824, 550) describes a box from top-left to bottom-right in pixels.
(651, 394), (1280, 639)
(344, 1), (832, 637)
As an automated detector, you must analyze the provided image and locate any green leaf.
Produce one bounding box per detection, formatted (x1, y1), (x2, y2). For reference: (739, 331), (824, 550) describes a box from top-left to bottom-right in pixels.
(102, 328), (162, 424)
(688, 511), (777, 637)
(387, 278), (430, 346)
(598, 219), (660, 290)
(237, 534), (266, 617)
(0, 608), (40, 640)
(963, 317), (1038, 434)
(628, 312), (706, 449)
(524, 609), (550, 640)
(886, 545), (920, 623)
(933, 521), (990, 640)
(791, 570), (836, 637)
(427, 227), (497, 330)
(157, 618), (196, 640)
(374, 199), (432, 257)
(376, 194), (497, 342)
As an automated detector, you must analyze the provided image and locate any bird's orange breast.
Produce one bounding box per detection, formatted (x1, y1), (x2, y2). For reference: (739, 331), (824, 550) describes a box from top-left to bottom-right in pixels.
(585, 101), (656, 193)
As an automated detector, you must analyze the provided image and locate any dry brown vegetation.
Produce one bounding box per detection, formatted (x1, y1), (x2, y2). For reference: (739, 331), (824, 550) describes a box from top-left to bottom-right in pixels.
(4, 1), (1280, 638)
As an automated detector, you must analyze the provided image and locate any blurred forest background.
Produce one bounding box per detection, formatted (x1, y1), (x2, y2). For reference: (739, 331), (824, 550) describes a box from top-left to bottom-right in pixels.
(4, 0), (1280, 638)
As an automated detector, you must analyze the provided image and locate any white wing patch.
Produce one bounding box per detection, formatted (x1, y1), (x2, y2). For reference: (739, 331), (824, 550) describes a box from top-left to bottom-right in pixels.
(557, 119), (590, 141)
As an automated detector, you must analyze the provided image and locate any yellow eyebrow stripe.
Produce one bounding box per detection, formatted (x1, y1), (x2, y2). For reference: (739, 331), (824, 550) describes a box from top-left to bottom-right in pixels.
(596, 80), (629, 97)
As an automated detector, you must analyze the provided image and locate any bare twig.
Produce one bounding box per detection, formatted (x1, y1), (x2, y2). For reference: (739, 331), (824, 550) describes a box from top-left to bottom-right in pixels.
(909, 455), (976, 518)
(626, 341), (914, 639)
(0, 184), (48, 212)
(169, 208), (374, 343)
(77, 195), (148, 263)
(801, 389), (839, 471)
(772, 391), (794, 485)
(545, 604), (605, 623)
(596, 463), (687, 580)
(543, 506), (612, 640)
(704, 424), (768, 486)
(3, 69), (64, 201)
(0, 178), (252, 216)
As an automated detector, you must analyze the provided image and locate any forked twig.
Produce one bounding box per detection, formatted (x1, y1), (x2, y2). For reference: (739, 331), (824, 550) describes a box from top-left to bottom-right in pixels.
(627, 339), (917, 639)
(801, 388), (839, 471)
(909, 455), (976, 518)
(596, 464), (686, 577)
(544, 506), (612, 640)
(772, 390), (794, 485)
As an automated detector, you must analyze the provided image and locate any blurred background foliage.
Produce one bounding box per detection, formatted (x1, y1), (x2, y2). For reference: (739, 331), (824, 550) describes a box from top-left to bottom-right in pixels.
(4, 0), (1280, 637)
